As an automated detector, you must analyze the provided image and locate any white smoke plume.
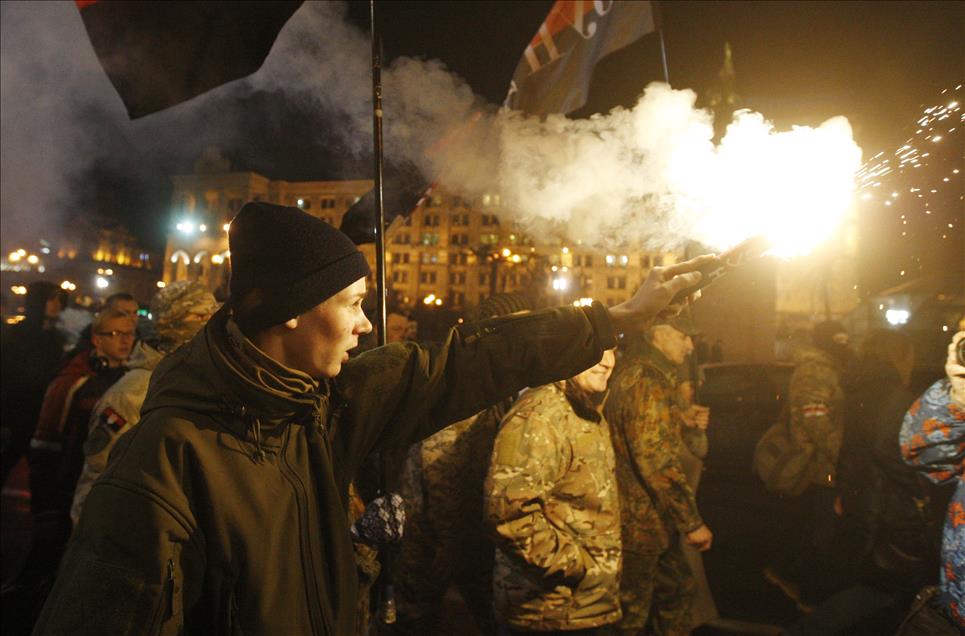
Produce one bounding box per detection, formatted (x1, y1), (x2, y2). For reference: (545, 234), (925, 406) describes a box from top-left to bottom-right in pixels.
(1, 1), (861, 258)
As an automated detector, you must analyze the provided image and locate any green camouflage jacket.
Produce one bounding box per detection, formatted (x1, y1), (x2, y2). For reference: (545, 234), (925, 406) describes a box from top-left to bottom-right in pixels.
(605, 339), (704, 555)
(485, 383), (622, 631)
(789, 345), (844, 488)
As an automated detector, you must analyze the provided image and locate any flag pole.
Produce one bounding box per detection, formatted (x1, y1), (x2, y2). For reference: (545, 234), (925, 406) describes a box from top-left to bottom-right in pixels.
(370, 0), (397, 625)
(370, 0), (387, 346)
(654, 0), (671, 84)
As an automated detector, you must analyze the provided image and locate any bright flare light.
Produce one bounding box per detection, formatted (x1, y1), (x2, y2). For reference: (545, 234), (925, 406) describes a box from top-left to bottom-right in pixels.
(682, 114), (862, 257)
(885, 309), (910, 326)
(95, 276), (110, 289)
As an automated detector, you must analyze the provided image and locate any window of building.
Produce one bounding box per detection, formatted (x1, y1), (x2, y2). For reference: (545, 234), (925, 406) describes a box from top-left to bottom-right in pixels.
(452, 291), (465, 306)
(421, 233), (440, 245)
(478, 273), (489, 286)
(449, 272), (466, 285)
(321, 198), (336, 209)
(451, 252), (468, 265)
(450, 233), (468, 246)
(392, 270), (409, 283)
(421, 252), (440, 264)
(481, 214), (500, 226)
(480, 233), (499, 245)
(420, 271), (437, 284)
(392, 233), (411, 245)
(606, 276), (627, 290)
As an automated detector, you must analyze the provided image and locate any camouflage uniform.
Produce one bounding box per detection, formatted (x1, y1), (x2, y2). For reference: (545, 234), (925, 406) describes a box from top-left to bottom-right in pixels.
(347, 483), (381, 636)
(788, 345), (845, 488)
(485, 382), (622, 631)
(392, 407), (503, 634)
(604, 338), (703, 635)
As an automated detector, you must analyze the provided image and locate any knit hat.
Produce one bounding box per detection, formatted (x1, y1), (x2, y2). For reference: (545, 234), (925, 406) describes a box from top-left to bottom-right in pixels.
(228, 202), (371, 331)
(150, 280), (219, 352)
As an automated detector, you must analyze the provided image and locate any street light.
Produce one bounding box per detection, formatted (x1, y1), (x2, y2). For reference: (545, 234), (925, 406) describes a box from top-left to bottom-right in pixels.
(96, 276), (110, 289)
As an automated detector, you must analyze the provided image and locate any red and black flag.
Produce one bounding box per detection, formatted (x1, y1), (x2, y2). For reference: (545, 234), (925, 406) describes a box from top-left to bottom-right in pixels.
(76, 1), (303, 119)
(505, 0), (660, 116)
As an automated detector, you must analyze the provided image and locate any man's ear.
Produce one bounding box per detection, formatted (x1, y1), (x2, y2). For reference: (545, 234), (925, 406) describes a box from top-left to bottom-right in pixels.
(284, 318), (299, 330)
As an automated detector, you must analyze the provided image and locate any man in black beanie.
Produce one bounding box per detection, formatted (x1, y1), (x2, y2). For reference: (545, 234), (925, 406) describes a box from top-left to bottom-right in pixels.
(35, 202), (714, 636)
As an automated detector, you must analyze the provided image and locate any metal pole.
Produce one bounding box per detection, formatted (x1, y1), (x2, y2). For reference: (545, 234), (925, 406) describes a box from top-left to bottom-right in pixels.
(370, 0), (396, 625)
(654, 1), (671, 84)
(371, 0), (387, 347)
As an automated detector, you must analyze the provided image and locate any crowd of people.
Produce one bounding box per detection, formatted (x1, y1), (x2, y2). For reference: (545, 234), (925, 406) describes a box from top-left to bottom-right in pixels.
(0, 200), (962, 636)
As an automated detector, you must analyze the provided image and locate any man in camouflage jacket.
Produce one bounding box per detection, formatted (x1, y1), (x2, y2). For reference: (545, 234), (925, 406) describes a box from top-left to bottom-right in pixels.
(605, 321), (712, 635)
(485, 350), (621, 632)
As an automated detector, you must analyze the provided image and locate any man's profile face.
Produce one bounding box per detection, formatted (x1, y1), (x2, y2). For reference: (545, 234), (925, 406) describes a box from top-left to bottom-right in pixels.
(572, 348), (616, 394)
(92, 315), (136, 366)
(651, 325), (693, 366)
(284, 277), (373, 378)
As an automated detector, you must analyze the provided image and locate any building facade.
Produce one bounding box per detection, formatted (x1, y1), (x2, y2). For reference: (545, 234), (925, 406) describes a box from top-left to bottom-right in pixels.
(165, 169), (679, 313)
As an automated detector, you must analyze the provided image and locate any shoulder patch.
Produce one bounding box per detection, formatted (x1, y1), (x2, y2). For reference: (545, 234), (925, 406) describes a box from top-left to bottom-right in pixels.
(99, 406), (128, 432)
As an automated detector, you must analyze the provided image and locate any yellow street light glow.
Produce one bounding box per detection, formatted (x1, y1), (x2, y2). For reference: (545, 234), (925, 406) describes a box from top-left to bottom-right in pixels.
(223, 223), (231, 232)
(511, 255), (521, 263)
(562, 246), (569, 254)
(11, 285), (27, 295)
(211, 254), (224, 265)
(501, 248), (511, 258)
(434, 298), (443, 306)
(157, 281), (167, 288)
(423, 293), (437, 305)
(26, 254), (39, 264)
(16, 249), (26, 256)
(105, 268), (113, 276)
(199, 224), (207, 232)
(8, 252), (21, 262)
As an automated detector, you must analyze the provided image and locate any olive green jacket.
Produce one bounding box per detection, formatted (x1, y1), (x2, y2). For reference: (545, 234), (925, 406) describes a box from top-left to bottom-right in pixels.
(486, 383), (622, 631)
(35, 302), (615, 636)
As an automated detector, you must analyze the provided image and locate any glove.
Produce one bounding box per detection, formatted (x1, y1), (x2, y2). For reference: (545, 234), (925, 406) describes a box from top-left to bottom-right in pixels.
(350, 493), (405, 546)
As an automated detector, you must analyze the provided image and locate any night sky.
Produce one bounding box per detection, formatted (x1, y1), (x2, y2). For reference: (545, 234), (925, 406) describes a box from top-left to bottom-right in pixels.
(2, 1), (961, 297)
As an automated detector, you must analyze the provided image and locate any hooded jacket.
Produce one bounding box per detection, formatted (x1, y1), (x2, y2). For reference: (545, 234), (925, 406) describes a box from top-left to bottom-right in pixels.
(788, 344), (845, 488)
(35, 302), (615, 635)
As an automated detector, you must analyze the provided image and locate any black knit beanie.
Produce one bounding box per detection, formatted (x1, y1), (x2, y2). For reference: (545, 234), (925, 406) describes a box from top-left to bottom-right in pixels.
(228, 202), (371, 331)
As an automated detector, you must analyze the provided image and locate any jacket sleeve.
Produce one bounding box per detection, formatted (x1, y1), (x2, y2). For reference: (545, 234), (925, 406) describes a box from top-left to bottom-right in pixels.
(483, 407), (592, 583)
(34, 419), (205, 636)
(900, 380), (965, 486)
(336, 303), (615, 466)
(619, 379), (703, 535)
(70, 389), (141, 525)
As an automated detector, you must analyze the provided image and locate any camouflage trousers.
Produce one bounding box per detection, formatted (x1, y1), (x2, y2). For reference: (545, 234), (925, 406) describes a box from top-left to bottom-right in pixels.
(618, 543), (696, 635)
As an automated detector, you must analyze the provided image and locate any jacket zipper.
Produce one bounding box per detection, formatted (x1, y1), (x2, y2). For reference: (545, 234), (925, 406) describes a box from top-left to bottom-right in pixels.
(278, 429), (329, 635)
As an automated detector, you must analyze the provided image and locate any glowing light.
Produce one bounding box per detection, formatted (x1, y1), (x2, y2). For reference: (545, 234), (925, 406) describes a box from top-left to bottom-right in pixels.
(501, 248), (511, 258)
(95, 277), (110, 289)
(26, 254), (38, 264)
(60, 281), (76, 291)
(885, 309), (910, 326)
(562, 246), (569, 254)
(8, 252), (21, 262)
(605, 255), (615, 265)
(931, 135), (943, 142)
(574, 297), (594, 307)
(211, 254), (224, 265)
(199, 224), (207, 232)
(423, 293), (437, 305)
(297, 198), (305, 207)
(11, 285), (27, 295)
(177, 220), (195, 235)
(434, 298), (443, 306)
(156, 281), (166, 288)
(511, 254), (521, 263)
(552, 277), (569, 291)
(16, 249), (26, 256)
(105, 269), (113, 276)
(223, 223), (231, 232)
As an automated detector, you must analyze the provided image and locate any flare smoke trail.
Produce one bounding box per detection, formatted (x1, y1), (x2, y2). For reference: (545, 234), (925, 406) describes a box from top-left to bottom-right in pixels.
(1, 1), (861, 257)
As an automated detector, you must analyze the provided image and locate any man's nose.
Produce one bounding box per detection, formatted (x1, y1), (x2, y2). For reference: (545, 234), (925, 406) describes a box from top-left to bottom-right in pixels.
(359, 315), (373, 335)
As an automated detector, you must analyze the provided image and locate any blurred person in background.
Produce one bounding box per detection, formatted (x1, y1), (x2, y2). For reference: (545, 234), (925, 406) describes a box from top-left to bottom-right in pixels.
(896, 318), (965, 635)
(1, 281), (68, 486)
(763, 320), (852, 611)
(485, 348), (620, 634)
(787, 329), (938, 634)
(70, 281), (218, 524)
(65, 291), (139, 358)
(1, 307), (134, 632)
(605, 316), (713, 636)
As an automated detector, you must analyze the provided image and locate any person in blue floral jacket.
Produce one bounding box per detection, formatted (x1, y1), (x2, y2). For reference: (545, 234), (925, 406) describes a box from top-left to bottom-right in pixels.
(900, 324), (965, 630)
